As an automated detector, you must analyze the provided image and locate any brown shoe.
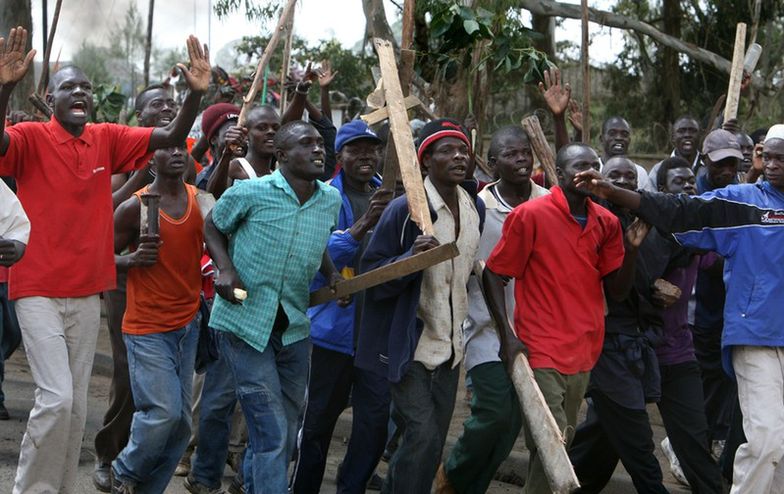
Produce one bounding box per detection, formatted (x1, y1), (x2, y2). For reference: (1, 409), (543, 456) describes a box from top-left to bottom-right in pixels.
(435, 463), (456, 494)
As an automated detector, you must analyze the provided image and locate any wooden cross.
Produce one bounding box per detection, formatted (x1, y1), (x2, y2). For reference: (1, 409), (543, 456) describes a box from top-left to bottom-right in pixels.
(309, 35), (460, 306)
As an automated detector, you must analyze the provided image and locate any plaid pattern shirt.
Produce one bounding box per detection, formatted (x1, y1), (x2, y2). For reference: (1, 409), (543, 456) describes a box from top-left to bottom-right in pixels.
(209, 170), (341, 353)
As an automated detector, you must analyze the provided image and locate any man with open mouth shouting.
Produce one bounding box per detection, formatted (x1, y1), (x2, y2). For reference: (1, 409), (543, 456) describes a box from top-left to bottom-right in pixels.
(0, 27), (210, 494)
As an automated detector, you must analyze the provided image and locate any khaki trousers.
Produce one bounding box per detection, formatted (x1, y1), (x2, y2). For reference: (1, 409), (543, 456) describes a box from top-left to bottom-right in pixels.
(12, 295), (101, 494)
(730, 345), (784, 494)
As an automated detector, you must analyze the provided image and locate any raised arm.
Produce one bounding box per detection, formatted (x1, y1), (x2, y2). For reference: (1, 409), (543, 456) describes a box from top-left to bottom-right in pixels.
(603, 218), (648, 301)
(0, 27), (36, 156)
(148, 36), (210, 151)
(538, 68), (571, 152)
(205, 125), (247, 200)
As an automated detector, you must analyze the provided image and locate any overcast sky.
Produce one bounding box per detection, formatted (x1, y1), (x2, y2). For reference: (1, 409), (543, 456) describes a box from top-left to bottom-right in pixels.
(29, 0), (622, 65)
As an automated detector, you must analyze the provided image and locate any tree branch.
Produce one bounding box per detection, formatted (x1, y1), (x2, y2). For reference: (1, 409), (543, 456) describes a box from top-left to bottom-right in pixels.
(518, 0), (766, 90)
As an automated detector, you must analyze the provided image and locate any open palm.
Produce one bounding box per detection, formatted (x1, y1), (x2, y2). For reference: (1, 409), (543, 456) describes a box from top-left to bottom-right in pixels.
(177, 35), (211, 93)
(538, 68), (571, 117)
(0, 27), (36, 86)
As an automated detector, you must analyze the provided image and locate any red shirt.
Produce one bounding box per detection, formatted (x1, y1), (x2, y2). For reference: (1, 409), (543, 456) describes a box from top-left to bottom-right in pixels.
(0, 117), (154, 299)
(486, 186), (625, 374)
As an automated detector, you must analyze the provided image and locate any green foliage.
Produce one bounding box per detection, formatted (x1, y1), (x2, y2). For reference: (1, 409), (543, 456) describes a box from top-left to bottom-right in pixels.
(213, 0), (279, 23)
(91, 84), (127, 123)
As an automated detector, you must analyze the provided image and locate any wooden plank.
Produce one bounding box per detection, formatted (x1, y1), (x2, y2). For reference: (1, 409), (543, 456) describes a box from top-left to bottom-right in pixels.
(278, 8), (296, 112)
(521, 115), (558, 187)
(238, 0), (297, 126)
(581, 0), (591, 144)
(473, 260), (580, 493)
(361, 94), (422, 126)
(309, 242), (459, 306)
(374, 38), (433, 235)
(723, 23), (747, 122)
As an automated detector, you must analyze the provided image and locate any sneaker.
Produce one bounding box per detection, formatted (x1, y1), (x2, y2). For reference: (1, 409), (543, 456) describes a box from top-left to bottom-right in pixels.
(366, 473), (384, 491)
(0, 403), (9, 420)
(93, 462), (112, 493)
(661, 437), (689, 486)
(227, 475), (246, 494)
(175, 456), (192, 477)
(110, 471), (136, 494)
(184, 475), (224, 494)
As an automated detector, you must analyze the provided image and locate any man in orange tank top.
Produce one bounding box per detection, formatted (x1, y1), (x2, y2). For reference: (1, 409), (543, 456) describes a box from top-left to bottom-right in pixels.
(110, 144), (205, 493)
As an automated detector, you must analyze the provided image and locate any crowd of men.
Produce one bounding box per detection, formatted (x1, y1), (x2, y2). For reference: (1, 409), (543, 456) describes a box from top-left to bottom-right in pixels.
(1, 22), (784, 494)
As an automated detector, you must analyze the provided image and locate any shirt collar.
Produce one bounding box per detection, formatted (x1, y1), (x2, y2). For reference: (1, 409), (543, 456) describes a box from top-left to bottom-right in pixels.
(481, 180), (549, 213)
(269, 169), (324, 205)
(550, 185), (600, 231)
(424, 176), (447, 212)
(48, 116), (93, 146)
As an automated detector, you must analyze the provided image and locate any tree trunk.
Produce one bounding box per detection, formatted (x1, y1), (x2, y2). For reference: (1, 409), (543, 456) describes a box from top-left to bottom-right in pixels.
(0, 0), (36, 113)
(531, 14), (556, 61)
(661, 0), (681, 124)
(143, 0), (154, 87)
(362, 0), (396, 48)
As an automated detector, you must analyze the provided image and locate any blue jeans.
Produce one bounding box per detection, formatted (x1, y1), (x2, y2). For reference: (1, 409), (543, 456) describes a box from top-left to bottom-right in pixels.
(112, 318), (199, 494)
(220, 330), (310, 494)
(0, 282), (22, 404)
(191, 352), (238, 489)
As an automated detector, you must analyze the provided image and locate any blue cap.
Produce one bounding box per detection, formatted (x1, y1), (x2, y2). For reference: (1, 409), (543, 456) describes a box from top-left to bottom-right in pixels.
(335, 120), (383, 153)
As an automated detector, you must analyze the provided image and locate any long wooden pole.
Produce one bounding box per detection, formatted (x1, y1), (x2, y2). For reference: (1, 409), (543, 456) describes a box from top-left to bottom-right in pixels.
(580, 0), (590, 143)
(238, 0), (297, 126)
(37, 0), (63, 96)
(522, 115), (558, 187)
(723, 23), (747, 123)
(278, 9), (296, 112)
(143, 0), (155, 87)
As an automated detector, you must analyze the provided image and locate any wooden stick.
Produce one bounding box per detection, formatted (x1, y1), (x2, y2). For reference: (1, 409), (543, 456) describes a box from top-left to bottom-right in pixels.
(37, 0), (63, 96)
(238, 0), (297, 126)
(374, 38), (433, 235)
(309, 242), (459, 306)
(723, 23), (747, 123)
(472, 260), (579, 493)
(361, 95), (433, 126)
(521, 115), (558, 187)
(278, 9), (296, 112)
(27, 93), (52, 118)
(580, 0), (591, 143)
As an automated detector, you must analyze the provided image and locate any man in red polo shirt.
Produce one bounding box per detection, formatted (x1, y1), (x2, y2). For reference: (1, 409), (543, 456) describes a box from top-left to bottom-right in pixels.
(0, 27), (211, 494)
(483, 142), (646, 494)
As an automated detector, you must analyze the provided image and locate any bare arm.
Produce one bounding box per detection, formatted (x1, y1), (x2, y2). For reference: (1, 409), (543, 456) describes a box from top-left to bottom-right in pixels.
(0, 27), (36, 156)
(204, 211), (245, 303)
(149, 36), (210, 151)
(482, 268), (527, 374)
(205, 126), (247, 200)
(113, 197), (159, 272)
(602, 219), (648, 301)
(538, 68), (571, 152)
(112, 165), (154, 209)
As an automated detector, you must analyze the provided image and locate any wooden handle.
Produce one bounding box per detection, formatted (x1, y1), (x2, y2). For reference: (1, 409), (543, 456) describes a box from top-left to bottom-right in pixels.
(521, 115), (558, 187)
(724, 23), (747, 122)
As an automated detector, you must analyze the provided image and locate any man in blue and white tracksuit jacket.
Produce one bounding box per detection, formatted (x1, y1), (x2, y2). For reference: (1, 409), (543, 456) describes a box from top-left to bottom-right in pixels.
(292, 120), (393, 494)
(579, 124), (784, 494)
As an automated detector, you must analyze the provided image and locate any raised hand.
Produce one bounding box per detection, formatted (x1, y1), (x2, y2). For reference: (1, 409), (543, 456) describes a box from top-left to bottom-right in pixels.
(317, 60), (338, 87)
(625, 218), (651, 248)
(568, 99), (583, 132)
(177, 35), (211, 93)
(574, 169), (614, 198)
(0, 27), (36, 86)
(538, 68), (571, 117)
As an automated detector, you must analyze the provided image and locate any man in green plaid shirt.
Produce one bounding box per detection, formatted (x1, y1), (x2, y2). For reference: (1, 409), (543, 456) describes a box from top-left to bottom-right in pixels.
(204, 120), (343, 492)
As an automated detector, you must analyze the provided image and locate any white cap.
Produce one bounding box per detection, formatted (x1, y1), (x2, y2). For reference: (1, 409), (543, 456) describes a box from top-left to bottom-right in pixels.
(765, 124), (784, 142)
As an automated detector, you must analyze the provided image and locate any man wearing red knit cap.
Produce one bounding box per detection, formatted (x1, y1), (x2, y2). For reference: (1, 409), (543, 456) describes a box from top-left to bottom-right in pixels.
(354, 118), (484, 493)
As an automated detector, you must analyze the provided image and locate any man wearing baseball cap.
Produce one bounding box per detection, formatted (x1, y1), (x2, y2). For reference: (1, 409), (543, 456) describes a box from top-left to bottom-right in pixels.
(575, 123), (784, 493)
(354, 118), (484, 493)
(292, 120), (394, 494)
(693, 128), (744, 460)
(194, 103), (243, 190)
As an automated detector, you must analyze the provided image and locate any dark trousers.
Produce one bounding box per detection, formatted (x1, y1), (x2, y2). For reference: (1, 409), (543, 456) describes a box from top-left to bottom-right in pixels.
(0, 282), (22, 405)
(383, 361), (460, 494)
(94, 273), (135, 464)
(444, 362), (522, 494)
(720, 397), (745, 482)
(692, 324), (736, 442)
(659, 361), (722, 494)
(336, 364), (391, 494)
(570, 390), (669, 494)
(292, 345), (354, 494)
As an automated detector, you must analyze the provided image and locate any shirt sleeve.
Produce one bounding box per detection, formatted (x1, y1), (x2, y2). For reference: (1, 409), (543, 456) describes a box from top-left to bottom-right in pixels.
(0, 123), (31, 177)
(0, 179), (30, 244)
(107, 124), (155, 174)
(486, 207), (533, 278)
(211, 181), (251, 236)
(598, 215), (625, 277)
